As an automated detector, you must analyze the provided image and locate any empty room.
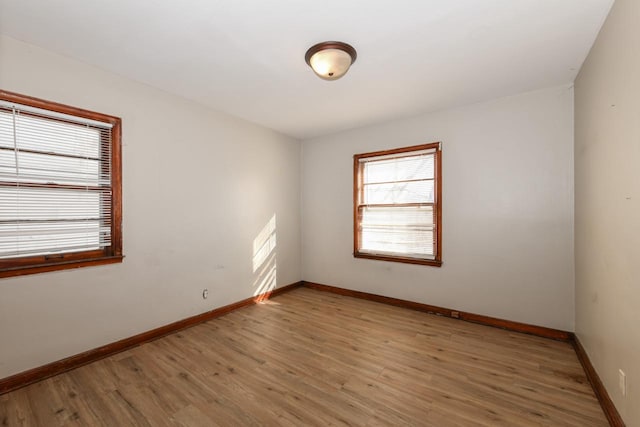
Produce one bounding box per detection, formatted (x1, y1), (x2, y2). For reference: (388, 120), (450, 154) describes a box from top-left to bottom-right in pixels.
(0, 0), (637, 426)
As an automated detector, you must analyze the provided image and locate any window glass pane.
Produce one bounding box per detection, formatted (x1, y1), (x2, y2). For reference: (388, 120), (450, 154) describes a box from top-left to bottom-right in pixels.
(0, 111), (101, 158)
(360, 205), (434, 258)
(0, 112), (13, 148)
(363, 180), (434, 204)
(0, 186), (111, 258)
(0, 187), (105, 221)
(0, 221), (105, 258)
(363, 154), (434, 183)
(0, 150), (101, 185)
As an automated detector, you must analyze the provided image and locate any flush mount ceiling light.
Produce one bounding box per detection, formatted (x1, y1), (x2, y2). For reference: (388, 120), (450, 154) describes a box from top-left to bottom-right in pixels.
(305, 41), (357, 81)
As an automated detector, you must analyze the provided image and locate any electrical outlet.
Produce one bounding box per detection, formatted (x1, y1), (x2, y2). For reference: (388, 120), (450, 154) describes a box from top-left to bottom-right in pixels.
(451, 311), (460, 319)
(619, 369), (626, 397)
(202, 289), (209, 299)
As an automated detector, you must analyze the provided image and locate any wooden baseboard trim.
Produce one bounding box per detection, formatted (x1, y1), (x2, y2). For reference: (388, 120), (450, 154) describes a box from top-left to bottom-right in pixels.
(302, 281), (572, 341)
(0, 281), (302, 395)
(572, 335), (626, 427)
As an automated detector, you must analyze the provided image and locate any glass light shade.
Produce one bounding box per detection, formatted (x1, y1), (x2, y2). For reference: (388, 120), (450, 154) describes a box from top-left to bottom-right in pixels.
(308, 48), (353, 81)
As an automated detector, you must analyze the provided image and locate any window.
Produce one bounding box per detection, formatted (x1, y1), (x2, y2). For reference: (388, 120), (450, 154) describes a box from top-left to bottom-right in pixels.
(0, 90), (122, 278)
(354, 142), (442, 266)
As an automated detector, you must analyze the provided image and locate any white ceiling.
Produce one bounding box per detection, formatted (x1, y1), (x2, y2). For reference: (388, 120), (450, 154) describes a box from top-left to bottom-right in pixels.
(0, 0), (613, 139)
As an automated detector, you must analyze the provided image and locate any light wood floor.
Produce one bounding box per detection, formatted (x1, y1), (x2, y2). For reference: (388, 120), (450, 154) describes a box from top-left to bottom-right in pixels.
(1, 287), (607, 426)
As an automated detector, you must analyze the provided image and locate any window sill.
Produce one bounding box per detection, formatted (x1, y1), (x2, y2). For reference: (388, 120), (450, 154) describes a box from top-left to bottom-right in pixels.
(0, 255), (124, 279)
(354, 252), (442, 267)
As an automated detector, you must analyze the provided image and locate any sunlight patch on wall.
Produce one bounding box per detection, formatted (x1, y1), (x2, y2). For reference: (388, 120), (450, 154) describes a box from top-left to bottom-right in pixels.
(252, 214), (277, 300)
(253, 214), (276, 273)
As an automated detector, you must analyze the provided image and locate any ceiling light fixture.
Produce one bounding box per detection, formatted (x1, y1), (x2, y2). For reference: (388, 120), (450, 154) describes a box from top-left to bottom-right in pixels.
(305, 41), (357, 81)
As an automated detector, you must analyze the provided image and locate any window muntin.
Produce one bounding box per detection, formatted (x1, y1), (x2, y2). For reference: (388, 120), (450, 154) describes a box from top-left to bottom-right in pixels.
(0, 91), (122, 277)
(354, 143), (441, 266)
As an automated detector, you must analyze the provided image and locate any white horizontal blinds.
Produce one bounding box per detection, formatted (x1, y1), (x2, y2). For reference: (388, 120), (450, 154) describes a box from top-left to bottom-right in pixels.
(0, 103), (113, 259)
(359, 149), (436, 259)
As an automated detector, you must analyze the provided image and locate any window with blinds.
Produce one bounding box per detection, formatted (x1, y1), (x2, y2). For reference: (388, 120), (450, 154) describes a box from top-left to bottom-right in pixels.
(354, 143), (442, 266)
(0, 91), (122, 278)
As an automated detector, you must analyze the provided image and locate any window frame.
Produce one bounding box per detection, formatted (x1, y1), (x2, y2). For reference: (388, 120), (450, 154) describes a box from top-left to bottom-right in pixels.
(353, 142), (442, 267)
(0, 90), (123, 278)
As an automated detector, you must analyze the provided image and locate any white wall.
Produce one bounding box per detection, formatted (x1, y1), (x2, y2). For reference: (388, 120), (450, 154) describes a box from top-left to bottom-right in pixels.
(0, 35), (301, 378)
(575, 0), (639, 424)
(302, 85), (575, 331)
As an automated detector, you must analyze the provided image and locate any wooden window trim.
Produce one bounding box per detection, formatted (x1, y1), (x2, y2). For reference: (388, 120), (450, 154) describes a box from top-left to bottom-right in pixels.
(0, 90), (123, 278)
(353, 142), (442, 267)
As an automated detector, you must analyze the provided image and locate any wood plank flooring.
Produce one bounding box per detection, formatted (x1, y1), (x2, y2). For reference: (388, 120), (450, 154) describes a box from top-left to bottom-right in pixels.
(0, 287), (607, 426)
